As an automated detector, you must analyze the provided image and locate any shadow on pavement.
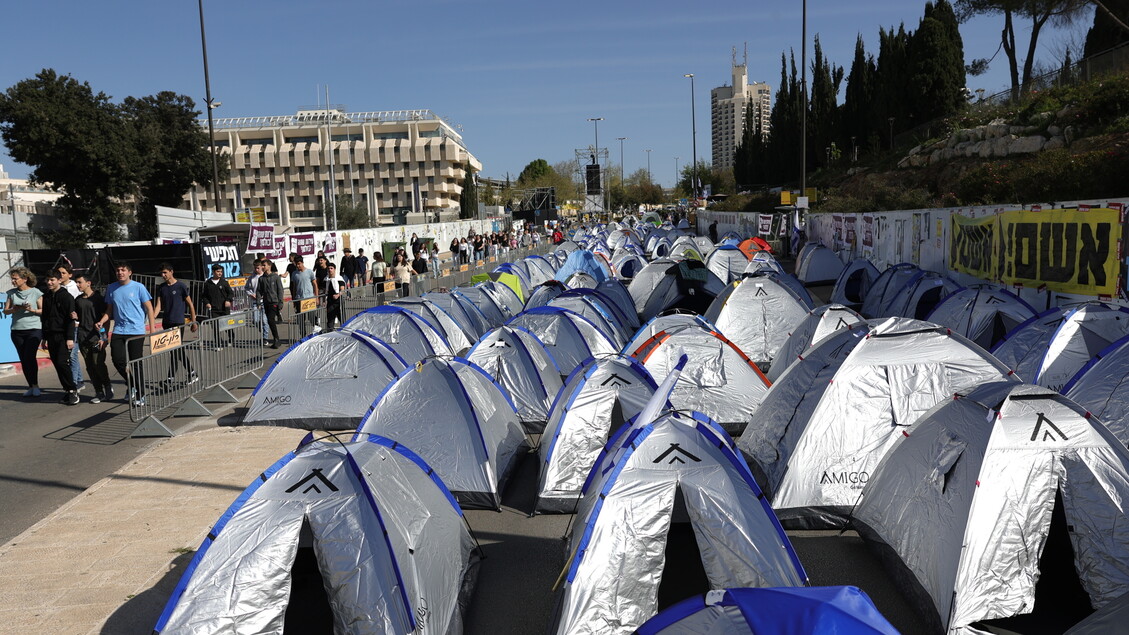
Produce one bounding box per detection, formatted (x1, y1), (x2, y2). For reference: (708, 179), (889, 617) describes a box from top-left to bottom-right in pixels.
(101, 550), (193, 635)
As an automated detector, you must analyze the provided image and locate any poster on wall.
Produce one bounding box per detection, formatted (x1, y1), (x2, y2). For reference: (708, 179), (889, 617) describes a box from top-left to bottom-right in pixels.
(290, 233), (316, 257)
(322, 232), (338, 256)
(844, 216), (857, 249)
(950, 208), (1122, 295)
(201, 242), (242, 278)
(248, 224), (274, 251)
(268, 236), (287, 260)
(758, 214), (773, 236)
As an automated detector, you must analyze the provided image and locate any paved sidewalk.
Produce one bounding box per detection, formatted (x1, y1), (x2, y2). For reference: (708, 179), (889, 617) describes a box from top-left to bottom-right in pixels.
(0, 424), (306, 635)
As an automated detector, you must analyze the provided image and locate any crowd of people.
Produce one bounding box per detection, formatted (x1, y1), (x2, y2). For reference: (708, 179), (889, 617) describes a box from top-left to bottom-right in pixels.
(5, 223), (560, 406)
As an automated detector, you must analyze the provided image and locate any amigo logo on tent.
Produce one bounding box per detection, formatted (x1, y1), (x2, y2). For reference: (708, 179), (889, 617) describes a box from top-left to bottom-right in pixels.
(819, 471), (870, 487)
(261, 395), (292, 405)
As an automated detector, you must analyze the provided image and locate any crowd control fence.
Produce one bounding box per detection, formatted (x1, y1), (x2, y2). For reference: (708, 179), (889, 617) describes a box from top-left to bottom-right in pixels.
(126, 310), (264, 437)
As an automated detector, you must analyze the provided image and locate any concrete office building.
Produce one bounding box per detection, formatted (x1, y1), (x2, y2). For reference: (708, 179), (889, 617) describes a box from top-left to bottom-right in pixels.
(187, 108), (482, 230)
(711, 57), (771, 172)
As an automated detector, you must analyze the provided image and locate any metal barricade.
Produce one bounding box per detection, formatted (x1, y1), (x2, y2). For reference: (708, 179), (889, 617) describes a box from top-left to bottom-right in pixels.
(125, 311), (264, 437)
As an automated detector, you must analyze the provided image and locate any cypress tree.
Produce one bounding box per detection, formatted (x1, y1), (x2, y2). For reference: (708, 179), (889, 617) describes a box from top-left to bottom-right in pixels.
(1084, 0), (1129, 57)
(842, 35), (877, 155)
(910, 1), (967, 122)
(809, 36), (844, 169)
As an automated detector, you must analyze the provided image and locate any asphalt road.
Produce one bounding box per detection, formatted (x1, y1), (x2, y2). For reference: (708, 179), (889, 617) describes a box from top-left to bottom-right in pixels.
(0, 351), (272, 545)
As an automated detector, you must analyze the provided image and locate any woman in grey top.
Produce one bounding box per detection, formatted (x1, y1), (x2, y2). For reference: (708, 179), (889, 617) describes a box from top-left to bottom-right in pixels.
(4, 267), (45, 397)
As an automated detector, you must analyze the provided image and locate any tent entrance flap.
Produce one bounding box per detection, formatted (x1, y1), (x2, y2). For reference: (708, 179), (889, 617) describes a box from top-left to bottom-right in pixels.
(284, 519), (334, 634)
(656, 485), (709, 612)
(975, 490), (1094, 634)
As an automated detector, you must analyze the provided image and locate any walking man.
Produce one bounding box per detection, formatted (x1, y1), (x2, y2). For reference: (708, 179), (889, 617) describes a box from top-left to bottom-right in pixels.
(42, 271), (79, 405)
(95, 261), (156, 406)
(355, 249), (369, 287)
(291, 257), (318, 337)
(200, 264), (233, 349)
(323, 262), (346, 331)
(56, 264), (85, 393)
(245, 259), (271, 342)
(258, 259), (284, 348)
(74, 274), (112, 403)
(340, 248), (356, 288)
(153, 264), (199, 386)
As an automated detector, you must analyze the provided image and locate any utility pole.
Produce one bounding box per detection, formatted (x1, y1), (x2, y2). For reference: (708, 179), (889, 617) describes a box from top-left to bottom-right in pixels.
(684, 74), (697, 197)
(325, 85), (337, 232)
(198, 0), (226, 220)
(800, 0), (807, 202)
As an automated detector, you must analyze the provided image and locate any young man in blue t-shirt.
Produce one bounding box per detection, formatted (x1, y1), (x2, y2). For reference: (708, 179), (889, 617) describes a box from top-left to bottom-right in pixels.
(95, 261), (157, 406)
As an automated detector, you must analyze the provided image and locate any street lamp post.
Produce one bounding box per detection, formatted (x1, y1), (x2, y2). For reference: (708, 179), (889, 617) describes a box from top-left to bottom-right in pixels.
(645, 149), (652, 182)
(684, 73), (697, 197)
(674, 156), (680, 186)
(198, 0), (226, 220)
(616, 137), (628, 186)
(888, 117), (895, 151)
(587, 117), (603, 163)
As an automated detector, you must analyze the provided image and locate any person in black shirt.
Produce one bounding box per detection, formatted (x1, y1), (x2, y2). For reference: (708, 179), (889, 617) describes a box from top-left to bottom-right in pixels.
(42, 271), (78, 404)
(154, 264), (199, 386)
(340, 248), (356, 288)
(74, 275), (112, 403)
(411, 252), (428, 275)
(200, 265), (233, 348)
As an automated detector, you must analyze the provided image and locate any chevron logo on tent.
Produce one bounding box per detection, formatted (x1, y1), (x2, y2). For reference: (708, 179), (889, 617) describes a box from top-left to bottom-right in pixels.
(1030, 412), (1069, 442)
(653, 443), (702, 465)
(285, 468), (340, 494)
(601, 373), (633, 387)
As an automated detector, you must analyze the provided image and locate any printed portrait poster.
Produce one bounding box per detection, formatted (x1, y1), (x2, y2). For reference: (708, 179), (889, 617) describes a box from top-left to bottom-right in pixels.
(290, 233), (316, 257)
(248, 224), (274, 251)
(268, 236), (287, 260)
(844, 216), (857, 248)
(862, 215), (875, 249)
(832, 214), (844, 249)
(322, 232), (338, 256)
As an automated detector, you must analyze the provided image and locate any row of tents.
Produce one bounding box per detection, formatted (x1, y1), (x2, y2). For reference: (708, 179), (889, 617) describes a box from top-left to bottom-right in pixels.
(154, 223), (1129, 634)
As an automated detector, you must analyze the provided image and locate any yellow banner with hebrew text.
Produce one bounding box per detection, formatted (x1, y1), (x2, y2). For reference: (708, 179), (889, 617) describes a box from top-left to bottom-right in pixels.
(950, 208), (1122, 295)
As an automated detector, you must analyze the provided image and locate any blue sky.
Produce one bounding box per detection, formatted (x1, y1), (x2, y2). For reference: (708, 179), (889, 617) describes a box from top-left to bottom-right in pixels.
(0, 1), (1091, 188)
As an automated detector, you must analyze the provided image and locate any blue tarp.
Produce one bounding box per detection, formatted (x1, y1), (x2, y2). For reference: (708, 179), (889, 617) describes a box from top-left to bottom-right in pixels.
(637, 586), (900, 635)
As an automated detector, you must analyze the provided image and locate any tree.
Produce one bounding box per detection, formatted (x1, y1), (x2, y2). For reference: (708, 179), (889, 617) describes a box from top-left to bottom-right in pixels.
(0, 69), (135, 246)
(327, 192), (373, 229)
(0, 70), (222, 246)
(677, 160), (721, 197)
(809, 36), (844, 170)
(876, 24), (912, 139)
(1084, 0), (1129, 56)
(122, 91), (219, 240)
(842, 35), (878, 156)
(459, 168), (478, 219)
(909, 1), (968, 122)
(955, 0), (1090, 99)
(516, 158), (552, 185)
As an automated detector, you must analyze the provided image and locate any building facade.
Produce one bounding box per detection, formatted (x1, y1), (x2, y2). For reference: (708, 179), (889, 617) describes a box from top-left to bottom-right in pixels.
(711, 62), (771, 172)
(186, 108), (482, 230)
